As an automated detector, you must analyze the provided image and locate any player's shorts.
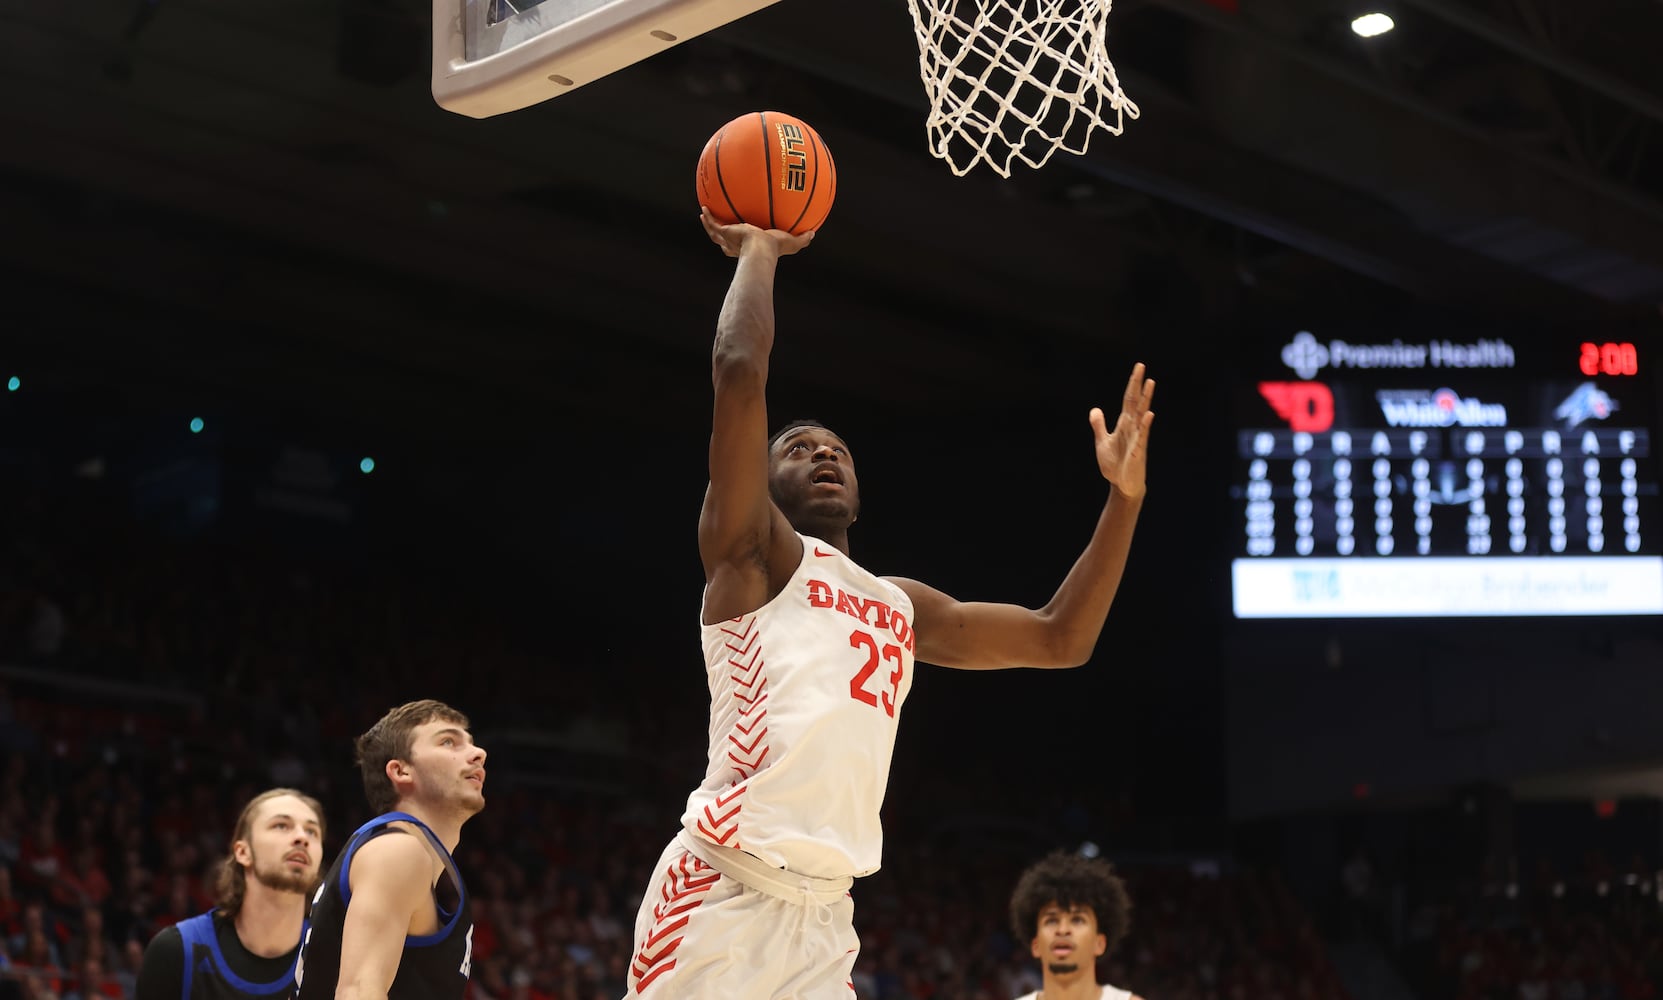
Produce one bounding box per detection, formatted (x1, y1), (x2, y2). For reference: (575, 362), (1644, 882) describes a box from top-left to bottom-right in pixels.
(624, 831), (859, 999)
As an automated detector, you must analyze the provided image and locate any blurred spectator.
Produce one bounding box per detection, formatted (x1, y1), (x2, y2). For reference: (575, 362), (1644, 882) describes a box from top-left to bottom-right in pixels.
(1397, 858), (1663, 1000)
(0, 480), (1352, 1000)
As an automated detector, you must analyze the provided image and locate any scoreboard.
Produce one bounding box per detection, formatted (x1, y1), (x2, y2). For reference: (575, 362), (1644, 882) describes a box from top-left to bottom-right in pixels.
(1231, 331), (1663, 618)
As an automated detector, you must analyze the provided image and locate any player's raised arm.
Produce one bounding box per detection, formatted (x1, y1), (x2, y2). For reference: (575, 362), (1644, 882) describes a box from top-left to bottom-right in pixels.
(889, 363), (1155, 670)
(334, 834), (435, 1000)
(696, 208), (814, 609)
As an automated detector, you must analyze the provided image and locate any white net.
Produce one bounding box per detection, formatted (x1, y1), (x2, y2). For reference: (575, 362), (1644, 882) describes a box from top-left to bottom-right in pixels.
(906, 0), (1139, 177)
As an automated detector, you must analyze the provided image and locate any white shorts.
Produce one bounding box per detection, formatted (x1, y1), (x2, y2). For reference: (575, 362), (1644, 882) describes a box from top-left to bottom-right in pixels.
(624, 832), (860, 999)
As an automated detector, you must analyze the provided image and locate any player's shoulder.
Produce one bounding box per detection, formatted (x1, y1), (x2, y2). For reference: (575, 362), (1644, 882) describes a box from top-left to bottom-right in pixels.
(152, 910), (222, 948)
(347, 829), (435, 908)
(352, 825), (430, 866)
(141, 921), (186, 956)
(878, 573), (931, 610)
(137, 919), (193, 993)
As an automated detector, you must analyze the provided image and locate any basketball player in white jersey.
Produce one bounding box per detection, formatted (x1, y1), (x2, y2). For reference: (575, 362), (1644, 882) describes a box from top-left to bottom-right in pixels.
(621, 208), (1154, 1000)
(1008, 851), (1142, 1000)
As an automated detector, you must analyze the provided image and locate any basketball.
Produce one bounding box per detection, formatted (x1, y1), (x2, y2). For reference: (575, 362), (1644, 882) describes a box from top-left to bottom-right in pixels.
(696, 111), (836, 236)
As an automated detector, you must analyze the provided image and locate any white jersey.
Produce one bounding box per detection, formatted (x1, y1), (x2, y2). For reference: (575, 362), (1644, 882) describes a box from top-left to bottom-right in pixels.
(681, 532), (916, 879)
(1014, 987), (1132, 1000)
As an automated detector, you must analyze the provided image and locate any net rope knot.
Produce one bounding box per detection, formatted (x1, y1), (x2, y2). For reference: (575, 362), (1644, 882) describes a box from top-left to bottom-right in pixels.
(906, 0), (1139, 176)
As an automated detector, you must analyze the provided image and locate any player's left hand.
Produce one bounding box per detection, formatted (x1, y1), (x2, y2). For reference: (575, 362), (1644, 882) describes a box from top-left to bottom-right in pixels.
(1089, 362), (1155, 500)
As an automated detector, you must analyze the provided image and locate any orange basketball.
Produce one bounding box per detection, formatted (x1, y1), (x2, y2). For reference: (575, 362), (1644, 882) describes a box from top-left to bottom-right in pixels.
(696, 111), (836, 236)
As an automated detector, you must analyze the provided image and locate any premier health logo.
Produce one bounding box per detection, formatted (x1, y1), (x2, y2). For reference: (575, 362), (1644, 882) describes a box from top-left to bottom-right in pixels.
(1279, 331), (1515, 379)
(1281, 332), (1330, 379)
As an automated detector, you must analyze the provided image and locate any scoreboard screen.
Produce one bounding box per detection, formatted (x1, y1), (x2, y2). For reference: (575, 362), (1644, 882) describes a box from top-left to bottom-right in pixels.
(1231, 331), (1663, 618)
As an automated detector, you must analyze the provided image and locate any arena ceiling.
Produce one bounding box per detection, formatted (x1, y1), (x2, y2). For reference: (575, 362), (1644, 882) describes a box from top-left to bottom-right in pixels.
(4, 0), (1662, 441)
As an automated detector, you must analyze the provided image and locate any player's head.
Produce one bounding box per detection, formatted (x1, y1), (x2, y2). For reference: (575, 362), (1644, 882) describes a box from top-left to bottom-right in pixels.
(355, 699), (487, 819)
(768, 420), (860, 536)
(1010, 850), (1133, 979)
(214, 788), (325, 916)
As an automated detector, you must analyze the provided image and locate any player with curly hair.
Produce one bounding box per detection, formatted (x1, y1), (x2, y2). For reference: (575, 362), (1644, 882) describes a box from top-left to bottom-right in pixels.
(1008, 850), (1142, 1000)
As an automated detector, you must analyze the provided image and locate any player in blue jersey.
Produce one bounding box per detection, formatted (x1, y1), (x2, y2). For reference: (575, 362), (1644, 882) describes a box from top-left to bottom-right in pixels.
(295, 700), (485, 1000)
(136, 789), (325, 1000)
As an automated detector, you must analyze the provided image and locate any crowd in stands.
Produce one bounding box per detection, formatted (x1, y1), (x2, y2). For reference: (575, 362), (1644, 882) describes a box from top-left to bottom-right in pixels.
(6, 470), (1663, 1000)
(1394, 858), (1663, 1000)
(0, 478), (1356, 1000)
(0, 702), (1349, 1000)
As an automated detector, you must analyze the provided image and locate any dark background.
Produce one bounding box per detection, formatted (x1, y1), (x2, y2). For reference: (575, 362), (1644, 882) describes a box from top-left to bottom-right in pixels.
(4, 0), (1663, 850)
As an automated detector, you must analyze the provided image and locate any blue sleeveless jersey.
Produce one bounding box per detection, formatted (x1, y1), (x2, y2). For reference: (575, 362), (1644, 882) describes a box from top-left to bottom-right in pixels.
(293, 812), (473, 1000)
(174, 911), (299, 1000)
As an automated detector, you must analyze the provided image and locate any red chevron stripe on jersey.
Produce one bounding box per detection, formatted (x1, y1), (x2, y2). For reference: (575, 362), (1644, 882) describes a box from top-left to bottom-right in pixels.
(727, 727), (767, 754)
(723, 615), (770, 796)
(631, 853), (720, 993)
(695, 782), (746, 846)
(717, 618), (756, 644)
(729, 648), (765, 687)
(723, 621), (759, 657)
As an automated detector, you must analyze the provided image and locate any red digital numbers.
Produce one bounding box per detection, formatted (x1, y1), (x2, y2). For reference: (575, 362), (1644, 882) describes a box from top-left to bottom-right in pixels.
(848, 630), (903, 717)
(1580, 341), (1638, 376)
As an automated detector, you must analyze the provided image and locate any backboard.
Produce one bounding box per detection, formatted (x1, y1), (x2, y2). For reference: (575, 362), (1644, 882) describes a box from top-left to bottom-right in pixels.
(432, 0), (785, 117)
(432, 0), (1136, 178)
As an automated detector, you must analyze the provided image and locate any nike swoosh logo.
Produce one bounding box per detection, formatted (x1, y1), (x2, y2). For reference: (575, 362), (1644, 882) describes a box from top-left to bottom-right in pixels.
(814, 547), (837, 558)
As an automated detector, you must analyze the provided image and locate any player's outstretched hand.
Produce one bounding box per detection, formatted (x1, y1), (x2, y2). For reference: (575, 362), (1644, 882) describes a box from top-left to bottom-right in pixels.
(1089, 362), (1156, 500)
(700, 206), (814, 258)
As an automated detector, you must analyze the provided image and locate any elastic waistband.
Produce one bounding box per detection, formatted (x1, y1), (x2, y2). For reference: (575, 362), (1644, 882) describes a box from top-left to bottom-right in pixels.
(677, 831), (851, 905)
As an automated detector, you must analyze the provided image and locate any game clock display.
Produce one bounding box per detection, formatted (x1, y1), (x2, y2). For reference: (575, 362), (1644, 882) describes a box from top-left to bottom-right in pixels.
(1231, 332), (1663, 618)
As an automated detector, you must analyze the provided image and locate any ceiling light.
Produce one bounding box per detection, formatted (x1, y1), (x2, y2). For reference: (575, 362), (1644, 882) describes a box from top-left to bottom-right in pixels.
(1351, 12), (1394, 37)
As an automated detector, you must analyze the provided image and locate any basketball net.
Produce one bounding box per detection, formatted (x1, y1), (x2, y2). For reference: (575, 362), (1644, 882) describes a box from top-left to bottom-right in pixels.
(906, 0), (1139, 177)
